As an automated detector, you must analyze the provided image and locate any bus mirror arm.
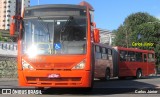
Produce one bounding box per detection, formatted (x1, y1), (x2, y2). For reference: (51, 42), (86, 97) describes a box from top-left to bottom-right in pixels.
(91, 22), (96, 28)
(10, 15), (23, 36)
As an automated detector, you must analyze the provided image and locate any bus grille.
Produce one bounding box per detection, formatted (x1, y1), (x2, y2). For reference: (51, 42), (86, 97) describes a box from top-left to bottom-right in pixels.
(26, 77), (81, 83)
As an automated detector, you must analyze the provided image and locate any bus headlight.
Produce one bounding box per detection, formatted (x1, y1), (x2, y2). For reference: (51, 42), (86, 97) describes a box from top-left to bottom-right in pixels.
(22, 59), (35, 70)
(72, 59), (86, 69)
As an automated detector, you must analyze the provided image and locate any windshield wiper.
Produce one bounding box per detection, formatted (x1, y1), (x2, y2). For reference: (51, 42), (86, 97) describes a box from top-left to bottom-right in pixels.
(37, 16), (49, 33)
(60, 16), (74, 33)
(60, 16), (74, 42)
(37, 16), (52, 42)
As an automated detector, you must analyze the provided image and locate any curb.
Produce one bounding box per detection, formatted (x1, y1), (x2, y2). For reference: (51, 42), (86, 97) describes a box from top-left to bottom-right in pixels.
(0, 78), (17, 81)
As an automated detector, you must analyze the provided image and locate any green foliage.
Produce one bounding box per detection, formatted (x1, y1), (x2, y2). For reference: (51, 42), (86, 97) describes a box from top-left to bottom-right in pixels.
(0, 32), (9, 42)
(113, 25), (126, 47)
(0, 33), (3, 41)
(124, 12), (158, 31)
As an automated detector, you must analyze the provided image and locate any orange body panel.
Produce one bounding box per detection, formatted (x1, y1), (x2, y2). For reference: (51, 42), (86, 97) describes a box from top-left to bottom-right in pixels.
(22, 55), (86, 70)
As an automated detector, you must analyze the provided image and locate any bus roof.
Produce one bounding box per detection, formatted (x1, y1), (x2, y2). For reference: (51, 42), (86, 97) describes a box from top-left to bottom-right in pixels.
(25, 4), (86, 11)
(94, 43), (113, 49)
(113, 46), (155, 53)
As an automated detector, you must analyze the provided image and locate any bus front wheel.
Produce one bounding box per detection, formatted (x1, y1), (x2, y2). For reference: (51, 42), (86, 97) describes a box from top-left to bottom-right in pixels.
(35, 87), (44, 91)
(136, 69), (142, 79)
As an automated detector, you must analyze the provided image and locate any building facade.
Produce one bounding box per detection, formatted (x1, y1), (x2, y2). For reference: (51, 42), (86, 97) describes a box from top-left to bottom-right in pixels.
(0, 0), (30, 30)
(0, 0), (16, 30)
(99, 28), (115, 46)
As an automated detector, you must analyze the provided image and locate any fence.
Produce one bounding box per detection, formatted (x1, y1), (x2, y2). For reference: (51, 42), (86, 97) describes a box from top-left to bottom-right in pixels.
(0, 42), (17, 50)
(0, 42), (17, 56)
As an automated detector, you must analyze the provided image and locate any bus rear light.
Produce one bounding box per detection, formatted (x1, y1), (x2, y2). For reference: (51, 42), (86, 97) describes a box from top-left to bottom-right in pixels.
(22, 59), (35, 70)
(72, 59), (86, 69)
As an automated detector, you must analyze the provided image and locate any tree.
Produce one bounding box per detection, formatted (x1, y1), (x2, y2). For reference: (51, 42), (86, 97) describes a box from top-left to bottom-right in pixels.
(113, 25), (126, 47)
(0, 33), (4, 41)
(0, 33), (9, 42)
(114, 12), (160, 48)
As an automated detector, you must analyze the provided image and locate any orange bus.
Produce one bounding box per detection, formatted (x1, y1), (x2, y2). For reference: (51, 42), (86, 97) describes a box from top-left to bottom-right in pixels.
(9, 2), (113, 88)
(112, 46), (156, 79)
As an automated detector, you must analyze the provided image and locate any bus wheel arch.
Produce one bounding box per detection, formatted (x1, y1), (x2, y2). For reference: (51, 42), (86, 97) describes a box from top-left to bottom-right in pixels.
(136, 68), (142, 79)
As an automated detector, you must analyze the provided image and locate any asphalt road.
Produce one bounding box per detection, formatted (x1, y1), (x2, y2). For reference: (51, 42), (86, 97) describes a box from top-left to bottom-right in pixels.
(0, 75), (160, 97)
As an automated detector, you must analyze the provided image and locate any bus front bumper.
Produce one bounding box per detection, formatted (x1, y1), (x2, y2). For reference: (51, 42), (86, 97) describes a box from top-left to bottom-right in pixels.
(18, 70), (91, 88)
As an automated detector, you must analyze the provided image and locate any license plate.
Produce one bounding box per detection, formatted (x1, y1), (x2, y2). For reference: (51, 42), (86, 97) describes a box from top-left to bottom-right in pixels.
(48, 74), (60, 78)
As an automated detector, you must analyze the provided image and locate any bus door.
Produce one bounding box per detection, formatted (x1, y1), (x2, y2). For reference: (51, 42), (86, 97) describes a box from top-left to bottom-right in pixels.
(127, 51), (136, 76)
(143, 53), (148, 75)
(119, 50), (129, 76)
(148, 53), (155, 74)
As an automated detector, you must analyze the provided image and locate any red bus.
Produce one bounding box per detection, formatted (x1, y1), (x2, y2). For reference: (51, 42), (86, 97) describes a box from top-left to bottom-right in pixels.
(112, 46), (156, 79)
(9, 2), (114, 88)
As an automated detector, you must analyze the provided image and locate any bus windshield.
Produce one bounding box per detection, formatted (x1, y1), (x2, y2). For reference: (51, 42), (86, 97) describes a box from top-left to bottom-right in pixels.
(22, 16), (87, 55)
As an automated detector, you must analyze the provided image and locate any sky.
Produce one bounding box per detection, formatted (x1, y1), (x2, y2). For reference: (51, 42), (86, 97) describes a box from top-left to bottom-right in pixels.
(30, 0), (160, 31)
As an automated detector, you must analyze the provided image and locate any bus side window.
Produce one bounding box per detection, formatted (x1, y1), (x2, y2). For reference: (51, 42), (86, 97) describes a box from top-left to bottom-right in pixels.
(120, 50), (127, 61)
(135, 52), (143, 62)
(108, 49), (112, 60)
(102, 47), (107, 59)
(128, 51), (135, 62)
(95, 46), (101, 59)
(144, 54), (147, 62)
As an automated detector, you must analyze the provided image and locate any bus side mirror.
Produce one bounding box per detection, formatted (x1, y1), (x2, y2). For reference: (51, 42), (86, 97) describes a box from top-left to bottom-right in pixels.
(10, 15), (22, 36)
(93, 28), (100, 43)
(10, 22), (15, 36)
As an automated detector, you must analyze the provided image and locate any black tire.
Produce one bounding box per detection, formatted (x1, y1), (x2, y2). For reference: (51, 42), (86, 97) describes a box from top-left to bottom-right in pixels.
(86, 68), (94, 90)
(155, 68), (157, 76)
(35, 87), (44, 91)
(99, 69), (110, 81)
(118, 77), (125, 80)
(90, 72), (94, 88)
(136, 70), (142, 79)
(105, 69), (110, 81)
